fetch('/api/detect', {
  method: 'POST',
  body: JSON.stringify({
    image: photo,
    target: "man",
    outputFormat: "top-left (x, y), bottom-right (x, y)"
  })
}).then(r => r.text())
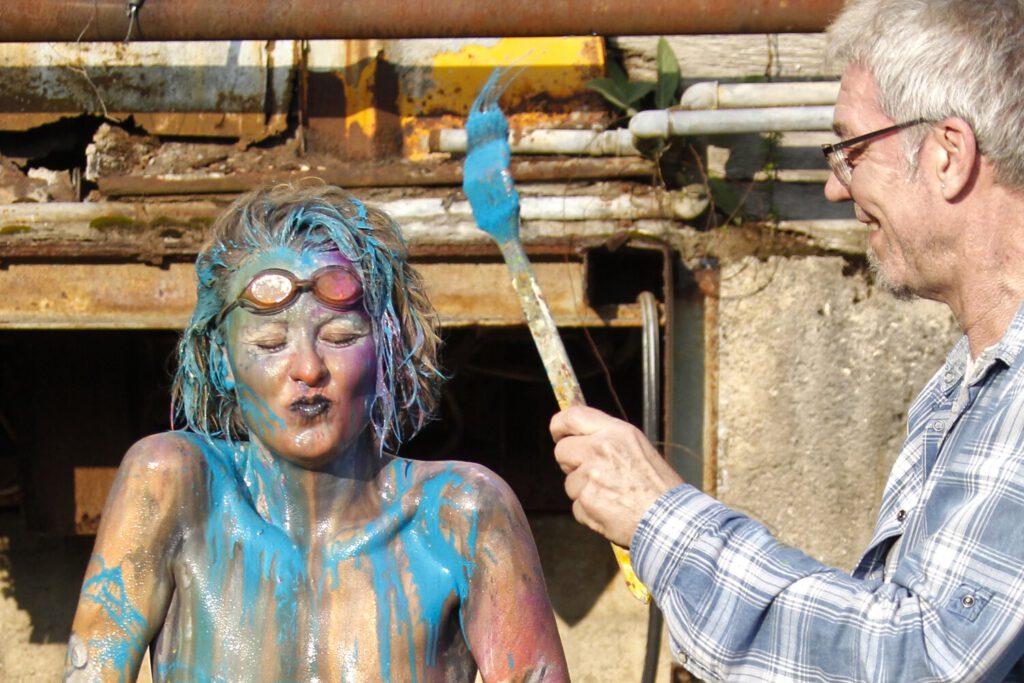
top-left (550, 0), bottom-right (1024, 680)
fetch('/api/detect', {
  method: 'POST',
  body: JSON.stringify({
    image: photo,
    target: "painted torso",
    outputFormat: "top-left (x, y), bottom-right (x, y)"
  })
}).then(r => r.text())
top-left (151, 434), bottom-right (480, 682)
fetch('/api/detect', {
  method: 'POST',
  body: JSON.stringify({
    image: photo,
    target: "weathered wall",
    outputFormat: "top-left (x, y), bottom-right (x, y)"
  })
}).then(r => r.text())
top-left (715, 256), bottom-right (960, 569)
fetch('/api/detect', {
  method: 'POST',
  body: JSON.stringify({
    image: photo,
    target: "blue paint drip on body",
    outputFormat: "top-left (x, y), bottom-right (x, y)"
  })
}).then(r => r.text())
top-left (320, 460), bottom-right (480, 681)
top-left (81, 556), bottom-right (149, 681)
top-left (198, 438), bottom-right (306, 677)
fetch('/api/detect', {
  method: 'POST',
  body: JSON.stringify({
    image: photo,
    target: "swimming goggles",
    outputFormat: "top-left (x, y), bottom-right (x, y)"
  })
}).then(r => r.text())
top-left (215, 265), bottom-right (363, 327)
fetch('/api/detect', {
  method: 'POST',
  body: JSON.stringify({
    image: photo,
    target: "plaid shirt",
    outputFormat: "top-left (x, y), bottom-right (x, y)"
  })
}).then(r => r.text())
top-left (633, 305), bottom-right (1024, 682)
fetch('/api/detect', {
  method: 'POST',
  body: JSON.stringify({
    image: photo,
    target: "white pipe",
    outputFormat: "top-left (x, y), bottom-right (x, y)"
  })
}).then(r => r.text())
top-left (437, 128), bottom-right (637, 156)
top-left (437, 102), bottom-right (835, 157)
top-left (381, 187), bottom-right (708, 223)
top-left (679, 81), bottom-right (839, 109)
top-left (629, 106), bottom-right (834, 139)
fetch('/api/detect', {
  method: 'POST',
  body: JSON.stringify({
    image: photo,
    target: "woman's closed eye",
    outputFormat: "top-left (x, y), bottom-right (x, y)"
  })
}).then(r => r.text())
top-left (320, 317), bottom-right (371, 346)
top-left (250, 336), bottom-right (288, 352)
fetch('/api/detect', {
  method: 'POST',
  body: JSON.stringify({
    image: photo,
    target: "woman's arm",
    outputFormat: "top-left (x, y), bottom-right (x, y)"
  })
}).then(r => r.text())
top-left (65, 432), bottom-right (196, 682)
top-left (457, 465), bottom-right (569, 683)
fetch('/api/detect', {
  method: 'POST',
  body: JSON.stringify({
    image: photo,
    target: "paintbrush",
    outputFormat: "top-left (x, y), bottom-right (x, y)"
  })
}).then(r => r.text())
top-left (462, 69), bottom-right (651, 604)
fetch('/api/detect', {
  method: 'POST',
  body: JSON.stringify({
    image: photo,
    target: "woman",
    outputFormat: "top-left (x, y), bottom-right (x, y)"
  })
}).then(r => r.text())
top-left (64, 183), bottom-right (568, 682)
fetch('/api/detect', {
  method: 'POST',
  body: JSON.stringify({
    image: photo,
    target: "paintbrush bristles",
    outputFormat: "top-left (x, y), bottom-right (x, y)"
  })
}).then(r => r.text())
top-left (463, 70), bottom-right (520, 245)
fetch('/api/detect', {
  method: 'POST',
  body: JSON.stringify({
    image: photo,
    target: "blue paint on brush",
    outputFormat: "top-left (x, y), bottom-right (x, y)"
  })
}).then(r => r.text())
top-left (80, 556), bottom-right (148, 681)
top-left (463, 68), bottom-right (520, 246)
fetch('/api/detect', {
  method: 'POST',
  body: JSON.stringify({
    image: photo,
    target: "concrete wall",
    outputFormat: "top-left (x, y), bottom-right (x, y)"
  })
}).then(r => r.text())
top-left (715, 256), bottom-right (960, 569)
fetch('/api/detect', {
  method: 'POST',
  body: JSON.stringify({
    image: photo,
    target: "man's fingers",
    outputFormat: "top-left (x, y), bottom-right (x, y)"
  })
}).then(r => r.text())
top-left (549, 406), bottom-right (619, 442)
top-left (563, 466), bottom-right (585, 502)
top-left (553, 435), bottom-right (585, 473)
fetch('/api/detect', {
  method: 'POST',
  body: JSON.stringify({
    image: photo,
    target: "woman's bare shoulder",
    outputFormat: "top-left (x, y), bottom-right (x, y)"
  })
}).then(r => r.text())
top-left (117, 431), bottom-right (225, 493)
top-left (396, 458), bottom-right (522, 518)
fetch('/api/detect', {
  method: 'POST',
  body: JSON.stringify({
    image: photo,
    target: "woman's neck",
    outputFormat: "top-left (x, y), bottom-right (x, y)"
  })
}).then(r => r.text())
top-left (238, 435), bottom-right (390, 543)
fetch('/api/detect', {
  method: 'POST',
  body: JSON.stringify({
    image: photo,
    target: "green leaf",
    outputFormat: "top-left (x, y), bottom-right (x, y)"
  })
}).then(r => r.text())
top-left (707, 178), bottom-right (742, 216)
top-left (606, 59), bottom-right (631, 87)
top-left (655, 37), bottom-right (681, 110)
top-left (586, 78), bottom-right (654, 114)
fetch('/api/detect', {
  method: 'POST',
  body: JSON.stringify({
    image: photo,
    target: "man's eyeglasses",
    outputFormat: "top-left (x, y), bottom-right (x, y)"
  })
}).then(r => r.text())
top-left (215, 265), bottom-right (363, 327)
top-left (821, 118), bottom-right (928, 187)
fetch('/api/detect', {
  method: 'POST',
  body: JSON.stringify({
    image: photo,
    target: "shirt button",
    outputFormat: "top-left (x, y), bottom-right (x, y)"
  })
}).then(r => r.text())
top-left (896, 509), bottom-right (907, 522)
top-left (962, 595), bottom-right (976, 608)
top-left (931, 420), bottom-right (945, 431)
top-left (677, 651), bottom-right (689, 664)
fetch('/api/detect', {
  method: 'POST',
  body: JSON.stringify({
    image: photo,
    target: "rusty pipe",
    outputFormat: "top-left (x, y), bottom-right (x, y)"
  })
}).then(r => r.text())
top-left (0, 0), bottom-right (845, 42)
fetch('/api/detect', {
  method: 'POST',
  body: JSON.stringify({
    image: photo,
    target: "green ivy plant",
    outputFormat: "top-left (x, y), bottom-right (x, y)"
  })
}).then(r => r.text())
top-left (587, 37), bottom-right (681, 116)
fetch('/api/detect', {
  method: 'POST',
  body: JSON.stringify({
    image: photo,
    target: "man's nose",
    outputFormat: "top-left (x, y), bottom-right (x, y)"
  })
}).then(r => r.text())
top-left (824, 171), bottom-right (852, 202)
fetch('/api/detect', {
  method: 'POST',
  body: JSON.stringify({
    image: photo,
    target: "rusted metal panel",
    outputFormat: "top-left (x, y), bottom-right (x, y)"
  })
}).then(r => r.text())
top-left (0, 1), bottom-right (845, 42)
top-left (74, 467), bottom-right (119, 534)
top-left (301, 37), bottom-right (607, 159)
top-left (0, 41), bottom-right (294, 139)
top-left (95, 157), bottom-right (656, 196)
top-left (0, 262), bottom-right (644, 329)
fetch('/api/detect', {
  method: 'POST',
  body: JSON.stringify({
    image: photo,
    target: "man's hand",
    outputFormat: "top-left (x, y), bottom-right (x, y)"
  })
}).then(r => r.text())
top-left (550, 406), bottom-right (684, 548)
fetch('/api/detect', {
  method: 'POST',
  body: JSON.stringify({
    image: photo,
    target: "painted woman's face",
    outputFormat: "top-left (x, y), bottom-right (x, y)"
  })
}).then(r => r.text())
top-left (220, 247), bottom-right (377, 466)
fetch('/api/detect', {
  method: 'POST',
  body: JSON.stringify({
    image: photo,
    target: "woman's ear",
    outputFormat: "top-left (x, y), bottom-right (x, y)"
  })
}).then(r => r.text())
top-left (933, 116), bottom-right (978, 200)
top-left (212, 338), bottom-right (235, 391)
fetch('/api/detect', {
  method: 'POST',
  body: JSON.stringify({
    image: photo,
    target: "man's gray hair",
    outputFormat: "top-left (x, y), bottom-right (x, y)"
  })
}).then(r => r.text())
top-left (827, 0), bottom-right (1024, 189)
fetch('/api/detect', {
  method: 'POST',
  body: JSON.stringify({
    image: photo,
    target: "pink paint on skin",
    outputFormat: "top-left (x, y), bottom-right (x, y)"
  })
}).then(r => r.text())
top-left (221, 249), bottom-right (378, 469)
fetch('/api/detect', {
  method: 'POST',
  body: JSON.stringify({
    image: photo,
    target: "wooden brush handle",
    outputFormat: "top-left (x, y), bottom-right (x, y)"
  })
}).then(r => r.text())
top-left (498, 239), bottom-right (652, 604)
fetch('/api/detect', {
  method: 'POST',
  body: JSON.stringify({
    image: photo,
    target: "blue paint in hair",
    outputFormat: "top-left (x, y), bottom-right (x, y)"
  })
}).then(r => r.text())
top-left (174, 188), bottom-right (441, 455)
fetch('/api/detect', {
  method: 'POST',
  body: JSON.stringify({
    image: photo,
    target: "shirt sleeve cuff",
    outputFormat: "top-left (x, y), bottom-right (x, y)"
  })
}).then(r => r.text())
top-left (631, 483), bottom-right (728, 598)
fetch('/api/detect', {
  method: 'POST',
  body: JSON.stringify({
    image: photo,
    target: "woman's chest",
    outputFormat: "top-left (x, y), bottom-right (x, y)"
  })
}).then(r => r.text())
top-left (155, 515), bottom-right (473, 681)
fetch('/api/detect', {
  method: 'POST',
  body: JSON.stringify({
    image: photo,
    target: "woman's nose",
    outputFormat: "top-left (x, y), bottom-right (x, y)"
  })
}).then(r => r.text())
top-left (289, 336), bottom-right (327, 387)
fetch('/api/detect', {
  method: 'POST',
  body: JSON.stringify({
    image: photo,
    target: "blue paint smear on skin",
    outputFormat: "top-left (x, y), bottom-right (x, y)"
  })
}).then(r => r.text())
top-left (198, 437), bottom-right (307, 678)
top-left (321, 460), bottom-right (480, 681)
top-left (463, 69), bottom-right (520, 246)
top-left (81, 556), bottom-right (148, 681)
top-left (234, 384), bottom-right (286, 442)
top-left (509, 652), bottom-right (515, 671)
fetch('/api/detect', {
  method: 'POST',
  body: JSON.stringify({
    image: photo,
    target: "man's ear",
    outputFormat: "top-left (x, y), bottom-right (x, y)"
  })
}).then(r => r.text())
top-left (932, 116), bottom-right (978, 200)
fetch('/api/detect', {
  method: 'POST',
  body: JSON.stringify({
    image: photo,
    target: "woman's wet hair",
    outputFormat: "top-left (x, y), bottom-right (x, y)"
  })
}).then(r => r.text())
top-left (172, 181), bottom-right (444, 453)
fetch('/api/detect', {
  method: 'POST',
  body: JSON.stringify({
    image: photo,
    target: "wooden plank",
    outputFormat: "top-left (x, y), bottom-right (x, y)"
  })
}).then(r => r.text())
top-left (0, 262), bottom-right (644, 329)
top-left (74, 467), bottom-right (118, 535)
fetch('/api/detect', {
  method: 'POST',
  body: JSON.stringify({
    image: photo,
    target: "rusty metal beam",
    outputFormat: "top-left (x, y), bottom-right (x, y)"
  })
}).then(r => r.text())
top-left (0, 1), bottom-right (845, 42)
top-left (0, 262), bottom-right (644, 329)
top-left (96, 157), bottom-right (657, 197)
